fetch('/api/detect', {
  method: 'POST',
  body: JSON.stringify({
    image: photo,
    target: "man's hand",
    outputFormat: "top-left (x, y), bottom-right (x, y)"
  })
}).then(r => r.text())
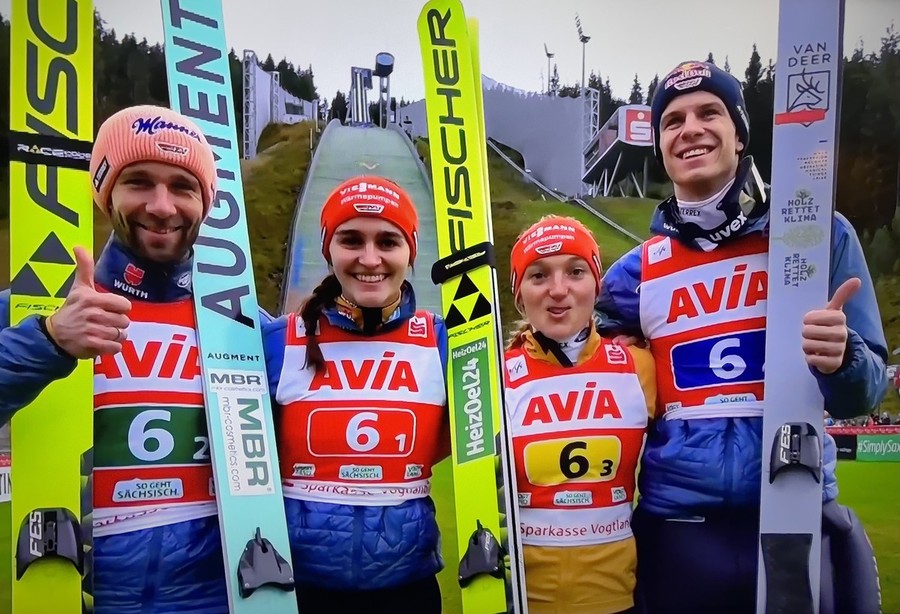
top-left (801, 277), bottom-right (860, 375)
top-left (46, 246), bottom-right (132, 359)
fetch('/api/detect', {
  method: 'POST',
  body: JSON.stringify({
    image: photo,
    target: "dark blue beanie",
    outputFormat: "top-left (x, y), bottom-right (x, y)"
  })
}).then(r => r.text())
top-left (650, 61), bottom-right (749, 163)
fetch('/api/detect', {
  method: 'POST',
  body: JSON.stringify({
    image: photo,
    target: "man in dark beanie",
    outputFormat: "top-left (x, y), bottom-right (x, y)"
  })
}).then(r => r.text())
top-left (596, 60), bottom-right (885, 613)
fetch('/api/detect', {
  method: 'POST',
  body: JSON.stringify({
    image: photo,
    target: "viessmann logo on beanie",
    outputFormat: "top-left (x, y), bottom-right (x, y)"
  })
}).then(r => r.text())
top-left (650, 60), bottom-right (750, 163)
top-left (319, 176), bottom-right (419, 264)
top-left (509, 215), bottom-right (602, 299)
top-left (89, 105), bottom-right (217, 215)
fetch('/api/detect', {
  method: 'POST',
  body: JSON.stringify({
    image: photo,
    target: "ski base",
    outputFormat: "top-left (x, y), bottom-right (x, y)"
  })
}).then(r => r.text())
top-left (759, 0), bottom-right (845, 613)
top-left (760, 533), bottom-right (814, 614)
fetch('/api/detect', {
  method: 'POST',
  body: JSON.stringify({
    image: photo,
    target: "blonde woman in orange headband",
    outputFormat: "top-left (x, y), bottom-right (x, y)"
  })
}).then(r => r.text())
top-left (504, 215), bottom-right (654, 614)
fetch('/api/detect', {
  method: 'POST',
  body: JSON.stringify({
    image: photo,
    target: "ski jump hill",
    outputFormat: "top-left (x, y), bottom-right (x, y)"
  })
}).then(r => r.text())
top-left (232, 51), bottom-right (648, 314)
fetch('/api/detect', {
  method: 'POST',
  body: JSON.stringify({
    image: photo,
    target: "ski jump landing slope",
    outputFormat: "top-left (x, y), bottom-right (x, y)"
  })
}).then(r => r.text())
top-left (279, 119), bottom-right (440, 316)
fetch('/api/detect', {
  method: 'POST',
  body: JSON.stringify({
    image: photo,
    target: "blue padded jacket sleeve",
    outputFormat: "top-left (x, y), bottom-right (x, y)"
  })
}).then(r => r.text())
top-left (433, 314), bottom-right (448, 375)
top-left (0, 289), bottom-right (77, 424)
top-left (258, 306), bottom-right (275, 325)
top-left (595, 243), bottom-right (644, 336)
top-left (263, 315), bottom-right (289, 402)
top-left (812, 213), bottom-right (888, 419)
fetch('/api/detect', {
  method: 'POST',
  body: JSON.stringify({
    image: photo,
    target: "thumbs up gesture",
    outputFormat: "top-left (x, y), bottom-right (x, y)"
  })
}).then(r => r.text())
top-left (801, 277), bottom-right (861, 375)
top-left (45, 246), bottom-right (133, 359)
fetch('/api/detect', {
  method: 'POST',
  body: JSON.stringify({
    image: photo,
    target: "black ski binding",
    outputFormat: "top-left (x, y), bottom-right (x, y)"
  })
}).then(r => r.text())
top-left (458, 519), bottom-right (505, 587)
top-left (237, 527), bottom-right (295, 598)
top-left (431, 240), bottom-right (495, 285)
top-left (769, 422), bottom-right (821, 483)
top-left (15, 507), bottom-right (84, 579)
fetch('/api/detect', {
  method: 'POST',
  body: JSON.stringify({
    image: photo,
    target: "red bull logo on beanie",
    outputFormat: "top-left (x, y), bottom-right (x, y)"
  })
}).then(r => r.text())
top-left (664, 62), bottom-right (713, 91)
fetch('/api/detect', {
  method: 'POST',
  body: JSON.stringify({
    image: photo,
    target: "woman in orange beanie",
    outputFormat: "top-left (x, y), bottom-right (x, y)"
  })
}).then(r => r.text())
top-left (263, 175), bottom-right (449, 613)
top-left (504, 215), bottom-right (653, 614)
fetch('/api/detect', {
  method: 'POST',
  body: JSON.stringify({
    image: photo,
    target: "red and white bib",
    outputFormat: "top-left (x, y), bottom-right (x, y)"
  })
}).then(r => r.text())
top-left (640, 234), bottom-right (768, 420)
top-left (93, 295), bottom-right (215, 535)
top-left (276, 311), bottom-right (446, 505)
top-left (504, 341), bottom-right (647, 547)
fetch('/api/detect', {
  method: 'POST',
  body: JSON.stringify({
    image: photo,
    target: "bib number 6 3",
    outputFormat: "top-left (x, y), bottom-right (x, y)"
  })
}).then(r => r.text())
top-left (523, 436), bottom-right (622, 486)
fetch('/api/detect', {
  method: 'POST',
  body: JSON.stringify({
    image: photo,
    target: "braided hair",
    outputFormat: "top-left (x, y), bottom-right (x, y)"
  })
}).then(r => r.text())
top-left (298, 274), bottom-right (342, 372)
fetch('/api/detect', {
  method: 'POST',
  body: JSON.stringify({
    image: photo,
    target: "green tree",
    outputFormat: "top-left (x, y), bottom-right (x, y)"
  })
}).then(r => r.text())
top-left (646, 74), bottom-right (659, 105)
top-left (744, 44), bottom-right (762, 90)
top-left (329, 91), bottom-right (348, 122)
top-left (628, 73), bottom-right (643, 104)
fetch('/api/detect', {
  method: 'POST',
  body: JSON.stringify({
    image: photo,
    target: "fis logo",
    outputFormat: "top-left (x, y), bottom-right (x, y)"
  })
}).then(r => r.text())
top-left (506, 355), bottom-right (528, 382)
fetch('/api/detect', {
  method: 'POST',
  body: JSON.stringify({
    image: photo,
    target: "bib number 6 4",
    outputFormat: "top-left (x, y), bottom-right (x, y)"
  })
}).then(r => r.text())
top-left (671, 329), bottom-right (765, 389)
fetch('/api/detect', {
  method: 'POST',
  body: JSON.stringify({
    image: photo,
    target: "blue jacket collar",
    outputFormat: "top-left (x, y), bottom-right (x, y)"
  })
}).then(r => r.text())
top-left (95, 234), bottom-right (194, 302)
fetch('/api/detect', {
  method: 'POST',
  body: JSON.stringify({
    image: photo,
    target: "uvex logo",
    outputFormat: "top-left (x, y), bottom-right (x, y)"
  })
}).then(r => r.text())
top-left (310, 351), bottom-right (418, 391)
top-left (95, 333), bottom-right (201, 380)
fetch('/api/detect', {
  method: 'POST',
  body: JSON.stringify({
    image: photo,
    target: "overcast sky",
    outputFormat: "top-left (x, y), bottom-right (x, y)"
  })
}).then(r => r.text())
top-left (1, 0), bottom-right (896, 103)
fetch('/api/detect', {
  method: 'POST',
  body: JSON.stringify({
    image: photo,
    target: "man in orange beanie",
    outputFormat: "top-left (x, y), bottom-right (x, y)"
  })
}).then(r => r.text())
top-left (0, 104), bottom-right (243, 612)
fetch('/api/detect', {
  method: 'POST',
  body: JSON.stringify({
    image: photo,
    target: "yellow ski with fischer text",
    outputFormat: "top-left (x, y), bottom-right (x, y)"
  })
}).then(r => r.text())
top-left (418, 1), bottom-right (527, 611)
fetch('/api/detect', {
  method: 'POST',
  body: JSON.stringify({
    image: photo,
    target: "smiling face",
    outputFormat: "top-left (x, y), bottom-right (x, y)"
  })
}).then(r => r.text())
top-left (517, 254), bottom-right (597, 342)
top-left (108, 161), bottom-right (205, 263)
top-left (328, 217), bottom-right (411, 307)
top-left (659, 90), bottom-right (744, 201)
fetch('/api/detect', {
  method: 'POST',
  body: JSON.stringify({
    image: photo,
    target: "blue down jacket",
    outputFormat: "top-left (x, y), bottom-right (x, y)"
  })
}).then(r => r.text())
top-left (264, 285), bottom-right (449, 590)
top-left (596, 190), bottom-right (888, 517)
top-left (0, 236), bottom-right (275, 613)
